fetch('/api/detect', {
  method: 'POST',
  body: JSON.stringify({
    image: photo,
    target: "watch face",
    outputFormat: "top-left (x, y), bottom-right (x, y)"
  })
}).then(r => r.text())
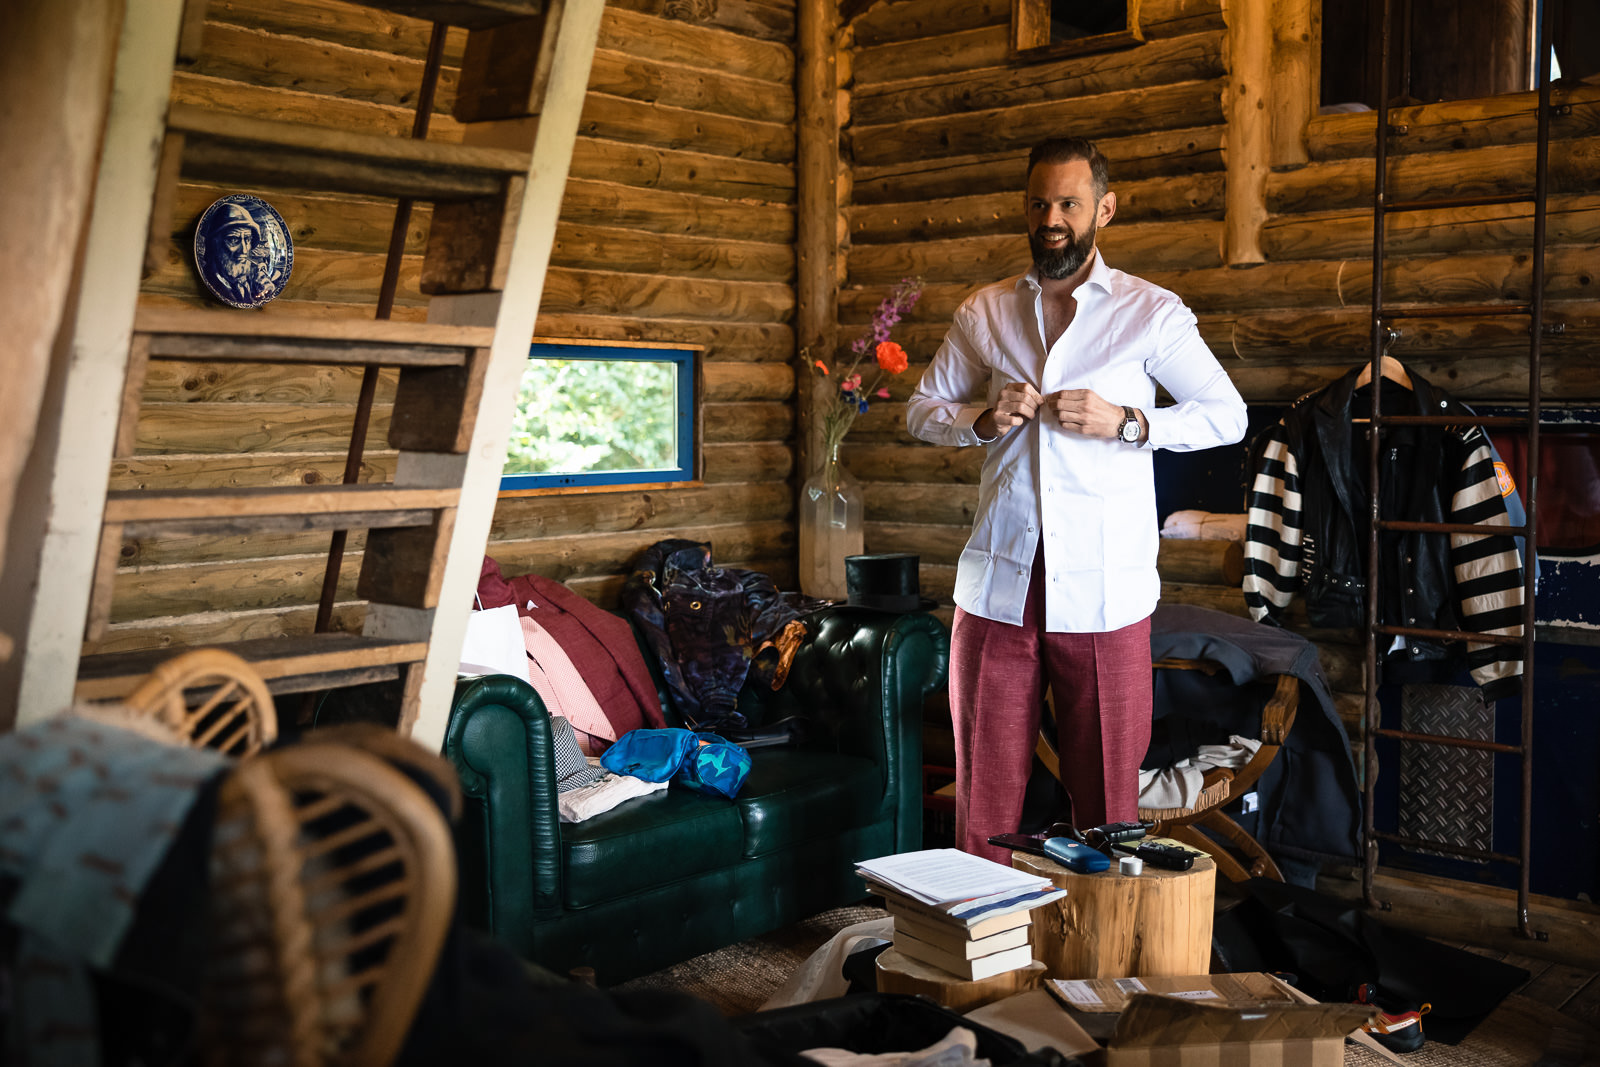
top-left (1121, 419), bottom-right (1140, 442)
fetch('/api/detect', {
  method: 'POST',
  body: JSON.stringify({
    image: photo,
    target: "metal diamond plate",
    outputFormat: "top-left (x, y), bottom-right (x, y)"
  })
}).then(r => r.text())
top-left (1398, 684), bottom-right (1494, 862)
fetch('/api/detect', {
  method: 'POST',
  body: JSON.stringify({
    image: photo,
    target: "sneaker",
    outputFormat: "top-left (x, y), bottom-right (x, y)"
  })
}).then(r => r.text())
top-left (1354, 982), bottom-right (1431, 1054)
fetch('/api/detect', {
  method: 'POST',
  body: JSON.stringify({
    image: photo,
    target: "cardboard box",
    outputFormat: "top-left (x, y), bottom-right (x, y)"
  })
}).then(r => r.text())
top-left (1039, 973), bottom-right (1390, 1067)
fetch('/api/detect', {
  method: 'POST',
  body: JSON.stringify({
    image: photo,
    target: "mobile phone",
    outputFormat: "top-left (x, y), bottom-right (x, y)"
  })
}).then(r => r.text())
top-left (987, 832), bottom-right (1050, 857)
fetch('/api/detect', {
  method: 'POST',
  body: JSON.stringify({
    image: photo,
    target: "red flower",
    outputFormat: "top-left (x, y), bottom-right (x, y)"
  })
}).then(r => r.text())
top-left (875, 341), bottom-right (909, 375)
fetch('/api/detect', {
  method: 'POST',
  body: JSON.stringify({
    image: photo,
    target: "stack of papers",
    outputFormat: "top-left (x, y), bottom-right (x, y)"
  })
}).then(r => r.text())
top-left (856, 849), bottom-right (1067, 982)
top-left (856, 848), bottom-right (1065, 920)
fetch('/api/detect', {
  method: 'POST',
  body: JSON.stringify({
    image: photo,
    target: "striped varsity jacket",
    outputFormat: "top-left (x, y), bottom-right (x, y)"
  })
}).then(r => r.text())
top-left (1242, 365), bottom-right (1524, 698)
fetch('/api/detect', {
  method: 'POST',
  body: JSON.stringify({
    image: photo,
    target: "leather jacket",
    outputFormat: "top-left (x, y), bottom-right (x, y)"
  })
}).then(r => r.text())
top-left (1243, 364), bottom-right (1524, 698)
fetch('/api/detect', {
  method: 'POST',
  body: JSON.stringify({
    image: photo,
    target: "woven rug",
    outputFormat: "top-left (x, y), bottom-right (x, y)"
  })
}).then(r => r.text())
top-left (616, 904), bottom-right (1596, 1066)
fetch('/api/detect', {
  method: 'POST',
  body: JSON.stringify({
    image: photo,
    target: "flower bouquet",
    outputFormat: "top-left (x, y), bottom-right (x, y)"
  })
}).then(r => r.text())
top-left (800, 277), bottom-right (921, 598)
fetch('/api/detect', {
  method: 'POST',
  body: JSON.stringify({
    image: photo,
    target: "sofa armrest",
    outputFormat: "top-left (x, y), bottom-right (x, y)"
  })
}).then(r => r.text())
top-left (779, 608), bottom-right (950, 854)
top-left (442, 674), bottom-right (564, 957)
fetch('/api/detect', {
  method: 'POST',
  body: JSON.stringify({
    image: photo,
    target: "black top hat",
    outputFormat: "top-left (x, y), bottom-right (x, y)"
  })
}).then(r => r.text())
top-left (844, 553), bottom-right (939, 613)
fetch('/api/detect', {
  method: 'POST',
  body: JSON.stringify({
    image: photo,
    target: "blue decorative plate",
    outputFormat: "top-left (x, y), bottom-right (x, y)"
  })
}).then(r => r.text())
top-left (193, 194), bottom-right (293, 309)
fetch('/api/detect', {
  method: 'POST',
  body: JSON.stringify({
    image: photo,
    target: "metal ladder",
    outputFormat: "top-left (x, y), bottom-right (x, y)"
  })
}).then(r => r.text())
top-left (1360, 0), bottom-right (1556, 940)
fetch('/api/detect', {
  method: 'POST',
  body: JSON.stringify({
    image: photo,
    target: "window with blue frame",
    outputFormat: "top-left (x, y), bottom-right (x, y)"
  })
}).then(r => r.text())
top-left (500, 340), bottom-right (700, 492)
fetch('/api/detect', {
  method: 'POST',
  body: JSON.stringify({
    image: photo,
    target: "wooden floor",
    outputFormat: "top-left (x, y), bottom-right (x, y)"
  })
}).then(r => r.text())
top-left (1430, 941), bottom-right (1600, 1066)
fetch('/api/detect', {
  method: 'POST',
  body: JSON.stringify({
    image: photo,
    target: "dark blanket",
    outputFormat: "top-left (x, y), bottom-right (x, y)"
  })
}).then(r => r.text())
top-left (1147, 604), bottom-right (1362, 866)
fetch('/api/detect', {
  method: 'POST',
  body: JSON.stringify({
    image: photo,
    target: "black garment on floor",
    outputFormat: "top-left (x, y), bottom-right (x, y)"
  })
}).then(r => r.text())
top-left (1211, 878), bottom-right (1529, 1045)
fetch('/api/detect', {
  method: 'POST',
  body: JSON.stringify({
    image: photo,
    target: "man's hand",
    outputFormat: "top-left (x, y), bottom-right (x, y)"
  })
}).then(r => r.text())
top-left (1044, 388), bottom-right (1134, 439)
top-left (977, 382), bottom-right (1042, 440)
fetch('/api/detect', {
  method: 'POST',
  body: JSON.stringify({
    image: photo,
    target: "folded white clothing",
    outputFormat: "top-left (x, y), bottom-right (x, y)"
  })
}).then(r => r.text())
top-left (557, 772), bottom-right (668, 823)
top-left (802, 1025), bottom-right (985, 1067)
top-left (1137, 735), bottom-right (1263, 810)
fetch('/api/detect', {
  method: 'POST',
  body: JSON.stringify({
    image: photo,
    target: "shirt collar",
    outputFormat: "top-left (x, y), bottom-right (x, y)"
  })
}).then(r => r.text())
top-left (1019, 247), bottom-right (1113, 296)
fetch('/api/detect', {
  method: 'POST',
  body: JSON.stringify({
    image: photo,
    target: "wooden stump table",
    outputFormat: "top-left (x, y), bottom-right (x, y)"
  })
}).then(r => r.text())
top-left (1011, 847), bottom-right (1215, 980)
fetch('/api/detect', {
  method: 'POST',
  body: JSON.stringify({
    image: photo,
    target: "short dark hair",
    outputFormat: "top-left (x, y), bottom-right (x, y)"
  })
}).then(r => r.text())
top-left (1027, 138), bottom-right (1110, 200)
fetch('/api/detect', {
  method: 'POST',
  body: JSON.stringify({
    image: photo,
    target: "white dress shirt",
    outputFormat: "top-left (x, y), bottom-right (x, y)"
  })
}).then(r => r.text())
top-left (906, 252), bottom-right (1247, 632)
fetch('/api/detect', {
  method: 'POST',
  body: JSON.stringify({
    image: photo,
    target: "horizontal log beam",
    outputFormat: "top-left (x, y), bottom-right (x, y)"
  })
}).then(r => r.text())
top-left (607, 0), bottom-right (795, 42)
top-left (109, 451), bottom-right (398, 492)
top-left (1145, 245), bottom-right (1598, 314)
top-left (703, 401), bottom-right (794, 443)
top-left (568, 138), bottom-right (795, 203)
top-left (588, 47), bottom-right (794, 125)
top-left (490, 519), bottom-right (794, 582)
top-left (579, 92), bottom-right (794, 165)
top-left (491, 481), bottom-right (790, 541)
top-left (539, 267), bottom-right (795, 323)
top-left (173, 182), bottom-right (429, 257)
top-left (853, 26), bottom-right (1010, 86)
top-left (531, 313), bottom-right (795, 361)
top-left (849, 0), bottom-right (1007, 47)
top-left (852, 127), bottom-right (1226, 204)
top-left (844, 442), bottom-right (983, 484)
top-left (599, 6), bottom-right (793, 84)
top-left (703, 362), bottom-right (795, 401)
top-left (561, 178), bottom-right (793, 243)
top-left (140, 362), bottom-right (399, 405)
top-left (204, 0), bottom-right (470, 64)
top-left (1265, 135), bottom-right (1600, 215)
top-left (851, 79), bottom-right (1225, 167)
top-left (862, 482), bottom-right (978, 525)
top-left (1305, 83), bottom-right (1600, 161)
top-left (1260, 194), bottom-right (1600, 262)
top-left (551, 222), bottom-right (793, 283)
top-left (109, 552), bottom-right (359, 622)
top-left (852, 31), bottom-right (1224, 127)
top-left (703, 441), bottom-right (793, 483)
top-left (191, 20), bottom-right (458, 118)
top-left (133, 403), bottom-right (385, 455)
top-left (170, 71), bottom-right (464, 143)
top-left (120, 527), bottom-right (355, 569)
top-left (849, 173), bottom-right (1225, 243)
top-left (86, 602), bottom-right (367, 658)
top-left (1157, 538), bottom-right (1243, 585)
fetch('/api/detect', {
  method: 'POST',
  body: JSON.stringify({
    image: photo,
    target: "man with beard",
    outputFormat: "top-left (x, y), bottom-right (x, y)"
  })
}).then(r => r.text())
top-left (906, 137), bottom-right (1246, 862)
top-left (202, 202), bottom-right (278, 306)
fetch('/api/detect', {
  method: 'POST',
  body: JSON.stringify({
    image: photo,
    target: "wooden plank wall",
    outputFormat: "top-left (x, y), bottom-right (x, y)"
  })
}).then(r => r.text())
top-left (106, 0), bottom-right (799, 656)
top-left (838, 0), bottom-right (1600, 750)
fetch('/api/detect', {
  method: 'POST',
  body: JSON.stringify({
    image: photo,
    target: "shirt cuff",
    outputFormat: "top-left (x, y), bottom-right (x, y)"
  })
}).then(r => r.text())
top-left (1142, 407), bottom-right (1165, 449)
top-left (955, 404), bottom-right (996, 445)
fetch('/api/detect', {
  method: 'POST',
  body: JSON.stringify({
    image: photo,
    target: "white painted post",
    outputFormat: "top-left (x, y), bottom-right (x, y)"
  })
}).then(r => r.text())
top-left (400, 0), bottom-right (606, 751)
top-left (7, 0), bottom-right (187, 725)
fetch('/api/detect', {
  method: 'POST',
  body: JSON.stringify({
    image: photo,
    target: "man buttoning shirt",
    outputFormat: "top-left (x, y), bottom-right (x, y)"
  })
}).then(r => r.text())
top-left (906, 137), bottom-right (1248, 863)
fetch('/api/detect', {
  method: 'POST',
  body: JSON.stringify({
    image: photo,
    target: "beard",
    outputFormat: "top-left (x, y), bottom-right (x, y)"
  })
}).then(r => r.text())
top-left (1029, 221), bottom-right (1097, 280)
top-left (221, 252), bottom-right (251, 280)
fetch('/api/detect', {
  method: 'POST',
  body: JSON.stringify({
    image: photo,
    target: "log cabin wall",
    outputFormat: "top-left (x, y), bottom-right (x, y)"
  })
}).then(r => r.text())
top-left (837, 0), bottom-right (1600, 754)
top-left (107, 0), bottom-right (799, 658)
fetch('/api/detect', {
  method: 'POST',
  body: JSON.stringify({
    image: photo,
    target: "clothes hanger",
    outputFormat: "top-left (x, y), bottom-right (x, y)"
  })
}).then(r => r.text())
top-left (1353, 354), bottom-right (1413, 390)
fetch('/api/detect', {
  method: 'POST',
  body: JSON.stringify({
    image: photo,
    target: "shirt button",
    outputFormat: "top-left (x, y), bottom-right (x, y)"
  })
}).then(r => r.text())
top-left (1406, 588), bottom-right (1414, 595)
top-left (1017, 567), bottom-right (1026, 576)
top-left (1028, 526), bottom-right (1035, 533)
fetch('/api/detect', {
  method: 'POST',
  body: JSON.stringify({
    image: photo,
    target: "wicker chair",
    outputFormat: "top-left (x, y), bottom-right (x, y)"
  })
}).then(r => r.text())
top-left (121, 647), bottom-right (278, 756)
top-left (1035, 658), bottom-right (1300, 882)
top-left (203, 733), bottom-right (458, 1067)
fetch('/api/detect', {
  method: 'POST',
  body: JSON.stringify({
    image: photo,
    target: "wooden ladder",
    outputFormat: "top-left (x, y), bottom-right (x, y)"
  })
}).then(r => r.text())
top-left (16, 0), bottom-right (603, 742)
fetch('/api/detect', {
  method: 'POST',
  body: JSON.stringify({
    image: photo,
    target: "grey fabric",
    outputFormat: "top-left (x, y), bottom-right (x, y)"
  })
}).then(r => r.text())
top-left (551, 716), bottom-right (604, 793)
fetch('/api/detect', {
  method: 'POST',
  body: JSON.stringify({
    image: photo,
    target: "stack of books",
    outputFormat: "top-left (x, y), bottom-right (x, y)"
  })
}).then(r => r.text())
top-left (855, 848), bottom-right (1067, 981)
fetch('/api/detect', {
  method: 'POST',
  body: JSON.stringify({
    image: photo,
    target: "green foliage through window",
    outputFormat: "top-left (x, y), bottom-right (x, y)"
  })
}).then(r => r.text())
top-left (500, 343), bottom-right (697, 490)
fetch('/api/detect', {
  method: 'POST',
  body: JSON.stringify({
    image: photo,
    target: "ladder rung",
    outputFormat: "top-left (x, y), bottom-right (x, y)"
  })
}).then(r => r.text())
top-left (1379, 305), bottom-right (1532, 320)
top-left (134, 309), bottom-right (494, 367)
top-left (1372, 727), bottom-right (1521, 754)
top-left (1373, 624), bottom-right (1524, 647)
top-left (169, 105), bottom-right (532, 201)
top-left (362, 0), bottom-right (547, 29)
top-left (75, 635), bottom-right (429, 703)
top-left (1383, 193), bottom-right (1534, 212)
top-left (105, 485), bottom-right (458, 536)
top-left (1377, 519), bottom-right (1529, 537)
top-left (1371, 830), bottom-right (1519, 866)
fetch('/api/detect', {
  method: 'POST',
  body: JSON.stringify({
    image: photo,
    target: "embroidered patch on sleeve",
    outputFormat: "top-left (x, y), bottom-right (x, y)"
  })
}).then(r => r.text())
top-left (1493, 460), bottom-right (1516, 497)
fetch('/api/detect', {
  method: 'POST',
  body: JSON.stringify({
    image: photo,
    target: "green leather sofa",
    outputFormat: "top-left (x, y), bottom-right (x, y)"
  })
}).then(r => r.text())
top-left (441, 607), bottom-right (949, 986)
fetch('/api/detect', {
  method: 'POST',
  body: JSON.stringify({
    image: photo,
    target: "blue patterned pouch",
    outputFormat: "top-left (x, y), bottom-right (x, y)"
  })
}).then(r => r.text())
top-left (673, 734), bottom-right (752, 799)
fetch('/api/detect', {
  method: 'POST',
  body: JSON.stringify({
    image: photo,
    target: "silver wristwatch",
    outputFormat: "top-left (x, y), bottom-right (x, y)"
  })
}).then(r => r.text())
top-left (1118, 406), bottom-right (1142, 444)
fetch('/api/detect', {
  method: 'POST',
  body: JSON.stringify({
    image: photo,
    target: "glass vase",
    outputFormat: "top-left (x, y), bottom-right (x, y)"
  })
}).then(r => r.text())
top-left (799, 442), bottom-right (864, 600)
